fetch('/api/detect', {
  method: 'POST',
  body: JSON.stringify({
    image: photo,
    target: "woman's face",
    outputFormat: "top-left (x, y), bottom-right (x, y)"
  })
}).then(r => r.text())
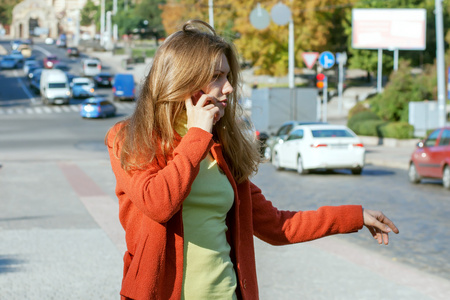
top-left (202, 53), bottom-right (233, 123)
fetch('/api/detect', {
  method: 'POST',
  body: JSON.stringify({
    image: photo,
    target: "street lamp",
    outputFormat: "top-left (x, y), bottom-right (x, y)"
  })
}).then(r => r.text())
top-left (250, 2), bottom-right (294, 89)
top-left (250, 2), bottom-right (296, 119)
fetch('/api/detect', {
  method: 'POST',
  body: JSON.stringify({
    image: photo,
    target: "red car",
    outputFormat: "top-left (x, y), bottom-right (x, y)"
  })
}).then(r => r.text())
top-left (43, 55), bottom-right (59, 69)
top-left (409, 127), bottom-right (450, 189)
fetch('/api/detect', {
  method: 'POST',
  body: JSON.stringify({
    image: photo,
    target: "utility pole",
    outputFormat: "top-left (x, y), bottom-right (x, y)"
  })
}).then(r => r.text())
top-left (100, 0), bottom-right (105, 46)
top-left (435, 0), bottom-right (446, 127)
top-left (209, 0), bottom-right (214, 28)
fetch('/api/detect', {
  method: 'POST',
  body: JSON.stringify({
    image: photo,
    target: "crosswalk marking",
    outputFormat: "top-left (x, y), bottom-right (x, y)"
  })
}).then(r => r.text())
top-left (0, 103), bottom-right (136, 116)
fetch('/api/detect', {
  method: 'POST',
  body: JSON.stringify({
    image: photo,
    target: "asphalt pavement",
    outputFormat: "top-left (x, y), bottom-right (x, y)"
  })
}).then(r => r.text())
top-left (1, 46), bottom-right (449, 299)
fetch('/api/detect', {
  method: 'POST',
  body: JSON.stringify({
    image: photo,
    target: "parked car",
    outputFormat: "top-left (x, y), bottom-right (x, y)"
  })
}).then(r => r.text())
top-left (43, 55), bottom-right (59, 69)
top-left (0, 56), bottom-right (18, 69)
top-left (80, 97), bottom-right (116, 118)
top-left (408, 127), bottom-right (450, 189)
top-left (112, 73), bottom-right (135, 101)
top-left (263, 121), bottom-right (328, 161)
top-left (272, 124), bottom-right (365, 175)
top-left (40, 69), bottom-right (71, 105)
top-left (82, 58), bottom-right (101, 77)
top-left (66, 47), bottom-right (79, 57)
top-left (71, 77), bottom-right (95, 99)
top-left (93, 72), bottom-right (113, 87)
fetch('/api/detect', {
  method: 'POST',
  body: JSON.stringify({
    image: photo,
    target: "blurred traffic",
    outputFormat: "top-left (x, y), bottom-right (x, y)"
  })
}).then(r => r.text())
top-left (0, 38), bottom-right (136, 120)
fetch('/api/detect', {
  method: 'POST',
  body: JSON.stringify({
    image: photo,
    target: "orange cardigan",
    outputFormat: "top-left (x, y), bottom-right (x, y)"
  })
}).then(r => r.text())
top-left (106, 123), bottom-right (364, 300)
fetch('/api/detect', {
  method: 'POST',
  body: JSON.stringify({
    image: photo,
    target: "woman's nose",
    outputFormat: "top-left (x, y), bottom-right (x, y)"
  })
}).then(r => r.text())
top-left (223, 80), bottom-right (233, 95)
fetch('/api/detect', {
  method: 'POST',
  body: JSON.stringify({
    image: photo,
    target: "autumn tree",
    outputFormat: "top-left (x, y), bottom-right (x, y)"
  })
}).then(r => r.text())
top-left (0, 0), bottom-right (21, 25)
top-left (233, 0), bottom-right (353, 76)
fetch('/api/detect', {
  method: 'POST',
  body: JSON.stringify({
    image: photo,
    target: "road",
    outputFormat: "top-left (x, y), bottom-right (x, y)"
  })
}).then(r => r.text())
top-left (1, 41), bottom-right (449, 299)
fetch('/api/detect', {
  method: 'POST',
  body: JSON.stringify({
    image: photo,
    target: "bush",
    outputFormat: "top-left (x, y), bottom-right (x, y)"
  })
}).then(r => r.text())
top-left (348, 102), bottom-right (370, 119)
top-left (379, 122), bottom-right (414, 139)
top-left (357, 119), bottom-right (386, 136)
top-left (347, 110), bottom-right (380, 131)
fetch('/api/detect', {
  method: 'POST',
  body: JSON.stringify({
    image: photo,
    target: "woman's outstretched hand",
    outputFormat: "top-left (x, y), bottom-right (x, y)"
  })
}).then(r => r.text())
top-left (185, 94), bottom-right (220, 133)
top-left (363, 208), bottom-right (399, 245)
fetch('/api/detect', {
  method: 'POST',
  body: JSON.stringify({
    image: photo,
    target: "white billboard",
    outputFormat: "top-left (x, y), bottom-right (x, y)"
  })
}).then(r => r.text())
top-left (352, 8), bottom-right (426, 50)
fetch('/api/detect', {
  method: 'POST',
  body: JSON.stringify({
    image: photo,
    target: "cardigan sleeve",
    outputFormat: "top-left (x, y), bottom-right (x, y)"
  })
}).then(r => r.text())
top-left (107, 125), bottom-right (214, 224)
top-left (249, 181), bottom-right (364, 245)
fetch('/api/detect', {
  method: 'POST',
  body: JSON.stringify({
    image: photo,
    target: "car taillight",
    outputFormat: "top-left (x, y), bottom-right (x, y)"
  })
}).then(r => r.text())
top-left (311, 143), bottom-right (328, 148)
top-left (98, 106), bottom-right (101, 113)
top-left (353, 143), bottom-right (364, 147)
top-left (255, 130), bottom-right (260, 139)
top-left (97, 64), bottom-right (101, 70)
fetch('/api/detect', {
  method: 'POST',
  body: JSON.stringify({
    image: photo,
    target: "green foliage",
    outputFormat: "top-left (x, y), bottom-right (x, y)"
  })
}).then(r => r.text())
top-left (379, 122), bottom-right (414, 139)
top-left (348, 102), bottom-right (369, 119)
top-left (80, 0), bottom-right (97, 27)
top-left (347, 110), bottom-right (383, 136)
top-left (0, 0), bottom-right (21, 25)
top-left (370, 61), bottom-right (434, 122)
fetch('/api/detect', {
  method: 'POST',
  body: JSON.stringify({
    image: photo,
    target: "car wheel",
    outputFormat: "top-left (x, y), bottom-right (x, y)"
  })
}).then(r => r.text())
top-left (297, 155), bottom-right (308, 175)
top-left (351, 167), bottom-right (363, 175)
top-left (272, 152), bottom-right (283, 171)
top-left (408, 163), bottom-right (421, 184)
top-left (442, 165), bottom-right (450, 190)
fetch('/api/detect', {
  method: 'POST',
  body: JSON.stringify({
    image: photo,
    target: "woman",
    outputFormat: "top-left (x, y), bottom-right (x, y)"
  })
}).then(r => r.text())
top-left (106, 20), bottom-right (399, 300)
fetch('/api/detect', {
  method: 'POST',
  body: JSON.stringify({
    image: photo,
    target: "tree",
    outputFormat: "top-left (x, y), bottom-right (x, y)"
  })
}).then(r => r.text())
top-left (370, 60), bottom-right (434, 122)
top-left (0, 0), bottom-right (21, 25)
top-left (80, 0), bottom-right (98, 27)
top-left (134, 0), bottom-right (166, 44)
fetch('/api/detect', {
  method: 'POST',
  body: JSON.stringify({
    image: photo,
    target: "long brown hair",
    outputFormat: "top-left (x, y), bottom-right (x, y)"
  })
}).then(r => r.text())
top-left (107, 20), bottom-right (260, 183)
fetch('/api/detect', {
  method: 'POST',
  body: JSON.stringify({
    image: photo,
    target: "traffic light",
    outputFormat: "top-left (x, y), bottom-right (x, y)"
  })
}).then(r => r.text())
top-left (316, 73), bottom-right (326, 89)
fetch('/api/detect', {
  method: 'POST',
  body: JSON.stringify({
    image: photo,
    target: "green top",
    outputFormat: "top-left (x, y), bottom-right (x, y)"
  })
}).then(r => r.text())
top-left (177, 114), bottom-right (237, 299)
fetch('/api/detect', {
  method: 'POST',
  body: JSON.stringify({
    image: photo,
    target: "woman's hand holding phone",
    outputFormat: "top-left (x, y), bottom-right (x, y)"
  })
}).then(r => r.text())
top-left (185, 91), bottom-right (220, 133)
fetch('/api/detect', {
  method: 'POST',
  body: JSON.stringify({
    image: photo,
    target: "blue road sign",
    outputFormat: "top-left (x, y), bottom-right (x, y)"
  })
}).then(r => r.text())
top-left (319, 51), bottom-right (335, 69)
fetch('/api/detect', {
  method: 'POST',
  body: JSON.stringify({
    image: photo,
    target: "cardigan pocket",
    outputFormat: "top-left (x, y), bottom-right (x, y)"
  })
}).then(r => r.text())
top-left (122, 233), bottom-right (150, 297)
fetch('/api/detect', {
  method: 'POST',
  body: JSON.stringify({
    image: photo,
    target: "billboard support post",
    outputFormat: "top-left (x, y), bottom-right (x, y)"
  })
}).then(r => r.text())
top-left (393, 49), bottom-right (399, 71)
top-left (377, 49), bottom-right (383, 93)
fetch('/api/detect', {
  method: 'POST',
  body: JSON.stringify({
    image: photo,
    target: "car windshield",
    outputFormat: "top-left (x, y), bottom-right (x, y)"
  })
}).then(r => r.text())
top-left (49, 83), bottom-right (67, 88)
top-left (74, 82), bottom-right (89, 86)
top-left (3, 57), bottom-right (14, 61)
top-left (311, 129), bottom-right (354, 138)
top-left (87, 63), bottom-right (98, 67)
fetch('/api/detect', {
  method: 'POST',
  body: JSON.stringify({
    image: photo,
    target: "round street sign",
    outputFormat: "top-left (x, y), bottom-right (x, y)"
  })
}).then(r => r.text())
top-left (271, 2), bottom-right (292, 26)
top-left (318, 51), bottom-right (335, 69)
top-left (250, 4), bottom-right (271, 30)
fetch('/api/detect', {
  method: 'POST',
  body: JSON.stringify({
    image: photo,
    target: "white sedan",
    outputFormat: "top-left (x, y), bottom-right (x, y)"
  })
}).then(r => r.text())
top-left (272, 124), bottom-right (365, 175)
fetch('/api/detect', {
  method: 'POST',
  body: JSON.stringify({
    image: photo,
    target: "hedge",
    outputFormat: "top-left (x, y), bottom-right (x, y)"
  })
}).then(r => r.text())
top-left (347, 111), bottom-right (415, 139)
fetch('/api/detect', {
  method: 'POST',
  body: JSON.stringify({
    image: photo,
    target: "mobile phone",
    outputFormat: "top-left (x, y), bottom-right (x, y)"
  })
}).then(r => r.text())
top-left (192, 90), bottom-right (204, 105)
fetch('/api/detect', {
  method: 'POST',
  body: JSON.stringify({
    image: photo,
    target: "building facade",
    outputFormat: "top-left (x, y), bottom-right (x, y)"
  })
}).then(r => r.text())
top-left (11, 0), bottom-right (99, 39)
